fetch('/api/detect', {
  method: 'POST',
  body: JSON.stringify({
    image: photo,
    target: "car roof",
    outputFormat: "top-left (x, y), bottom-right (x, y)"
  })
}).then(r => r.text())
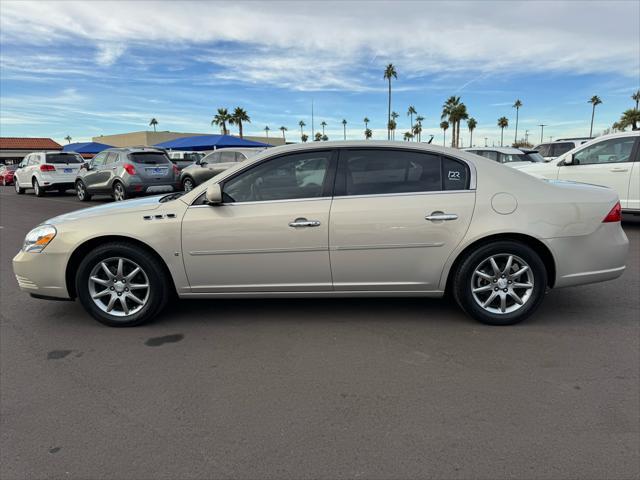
top-left (464, 146), bottom-right (524, 154)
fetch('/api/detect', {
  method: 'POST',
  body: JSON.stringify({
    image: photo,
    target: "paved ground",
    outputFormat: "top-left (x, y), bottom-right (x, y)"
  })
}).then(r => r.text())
top-left (1, 185), bottom-right (638, 480)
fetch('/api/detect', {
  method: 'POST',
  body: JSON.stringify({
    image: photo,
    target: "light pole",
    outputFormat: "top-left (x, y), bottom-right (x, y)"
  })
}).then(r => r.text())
top-left (538, 124), bottom-right (547, 143)
top-left (484, 137), bottom-right (488, 147)
top-left (525, 129), bottom-right (529, 144)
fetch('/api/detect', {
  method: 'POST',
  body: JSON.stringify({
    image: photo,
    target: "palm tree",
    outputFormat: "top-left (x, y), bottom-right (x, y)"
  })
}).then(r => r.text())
top-left (365, 128), bottom-right (372, 140)
top-left (149, 118), bottom-right (158, 132)
top-left (467, 118), bottom-right (477, 147)
top-left (619, 109), bottom-right (640, 130)
top-left (588, 95), bottom-right (602, 137)
top-left (322, 134), bottom-right (329, 141)
top-left (512, 99), bottom-right (522, 144)
top-left (301, 134), bottom-right (309, 142)
top-left (390, 111), bottom-right (399, 140)
top-left (451, 103), bottom-right (468, 148)
top-left (497, 116), bottom-right (509, 146)
top-left (279, 126), bottom-right (288, 142)
top-left (230, 107), bottom-right (250, 139)
top-left (320, 121), bottom-right (327, 136)
top-left (314, 132), bottom-right (323, 142)
top-left (412, 122), bottom-right (422, 142)
top-left (342, 119), bottom-right (347, 140)
top-left (415, 115), bottom-right (424, 142)
top-left (383, 64), bottom-right (397, 140)
top-left (212, 108), bottom-right (231, 135)
top-left (632, 90), bottom-right (640, 110)
top-left (64, 135), bottom-right (72, 144)
top-left (441, 96), bottom-right (460, 147)
top-left (363, 117), bottom-right (370, 129)
top-left (403, 132), bottom-right (414, 141)
top-left (264, 125), bottom-right (270, 138)
top-left (298, 120), bottom-right (306, 138)
top-left (407, 106), bottom-right (417, 139)
top-left (440, 121), bottom-right (449, 146)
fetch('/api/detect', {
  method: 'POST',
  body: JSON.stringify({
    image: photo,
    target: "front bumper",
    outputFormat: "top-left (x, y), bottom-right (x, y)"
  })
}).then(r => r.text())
top-left (13, 249), bottom-right (71, 299)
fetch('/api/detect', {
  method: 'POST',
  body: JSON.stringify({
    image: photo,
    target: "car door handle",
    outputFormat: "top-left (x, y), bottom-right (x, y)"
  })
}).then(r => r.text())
top-left (289, 218), bottom-right (321, 228)
top-left (610, 167), bottom-right (628, 172)
top-left (425, 212), bottom-right (458, 222)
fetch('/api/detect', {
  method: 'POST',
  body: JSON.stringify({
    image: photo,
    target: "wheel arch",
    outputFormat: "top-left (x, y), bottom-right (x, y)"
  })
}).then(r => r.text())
top-left (65, 235), bottom-right (177, 299)
top-left (444, 233), bottom-right (557, 293)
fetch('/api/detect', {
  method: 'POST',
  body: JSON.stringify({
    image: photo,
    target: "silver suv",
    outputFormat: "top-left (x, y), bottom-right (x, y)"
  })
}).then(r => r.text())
top-left (180, 147), bottom-right (264, 191)
top-left (166, 150), bottom-right (205, 170)
top-left (75, 147), bottom-right (180, 201)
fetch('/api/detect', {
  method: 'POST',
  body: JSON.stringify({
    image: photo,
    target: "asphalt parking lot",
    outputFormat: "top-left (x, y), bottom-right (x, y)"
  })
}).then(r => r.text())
top-left (1, 185), bottom-right (638, 480)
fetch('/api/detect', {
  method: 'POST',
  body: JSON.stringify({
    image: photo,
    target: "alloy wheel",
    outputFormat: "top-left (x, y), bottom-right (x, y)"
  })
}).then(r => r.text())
top-left (470, 253), bottom-right (534, 314)
top-left (88, 257), bottom-right (150, 317)
top-left (183, 178), bottom-right (194, 192)
top-left (113, 183), bottom-right (125, 201)
top-left (76, 182), bottom-right (85, 200)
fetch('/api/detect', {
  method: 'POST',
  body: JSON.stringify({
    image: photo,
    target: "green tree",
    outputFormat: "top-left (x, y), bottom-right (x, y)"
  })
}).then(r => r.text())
top-left (320, 121), bottom-right (327, 136)
top-left (363, 117), bottom-right (370, 129)
top-left (64, 135), bottom-right (72, 144)
top-left (279, 126), bottom-right (288, 142)
top-left (230, 107), bottom-right (250, 139)
top-left (412, 122), bottom-right (422, 142)
top-left (342, 119), bottom-right (347, 140)
top-left (314, 132), bottom-right (323, 142)
top-left (390, 111), bottom-right (399, 140)
top-left (298, 120), bottom-right (306, 138)
top-left (632, 90), bottom-right (640, 110)
top-left (301, 133), bottom-right (309, 142)
top-left (441, 96), bottom-right (460, 147)
top-left (322, 134), bottom-right (329, 141)
top-left (149, 118), bottom-right (158, 132)
top-left (513, 99), bottom-right (522, 143)
top-left (383, 64), bottom-right (397, 140)
top-left (212, 108), bottom-right (231, 135)
top-left (497, 116), bottom-right (509, 146)
top-left (619, 108), bottom-right (640, 130)
top-left (467, 117), bottom-right (477, 147)
top-left (407, 105), bottom-right (417, 140)
top-left (365, 128), bottom-right (372, 140)
top-left (414, 115), bottom-right (424, 142)
top-left (403, 131), bottom-right (414, 141)
top-left (451, 103), bottom-right (468, 148)
top-left (440, 120), bottom-right (449, 146)
top-left (588, 95), bottom-right (602, 137)
top-left (264, 125), bottom-right (270, 138)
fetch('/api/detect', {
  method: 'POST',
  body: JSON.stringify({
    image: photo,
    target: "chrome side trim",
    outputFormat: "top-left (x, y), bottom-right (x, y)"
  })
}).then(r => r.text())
top-left (331, 242), bottom-right (444, 251)
top-left (188, 196), bottom-right (330, 208)
top-left (332, 190), bottom-right (475, 200)
top-left (189, 246), bottom-right (327, 256)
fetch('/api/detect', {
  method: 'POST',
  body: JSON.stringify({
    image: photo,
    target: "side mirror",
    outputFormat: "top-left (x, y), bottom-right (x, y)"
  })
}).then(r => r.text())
top-left (205, 183), bottom-right (223, 205)
top-left (81, 162), bottom-right (89, 170)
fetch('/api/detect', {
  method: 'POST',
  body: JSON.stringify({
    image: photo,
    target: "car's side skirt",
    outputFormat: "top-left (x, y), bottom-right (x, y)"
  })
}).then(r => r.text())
top-left (178, 290), bottom-right (445, 299)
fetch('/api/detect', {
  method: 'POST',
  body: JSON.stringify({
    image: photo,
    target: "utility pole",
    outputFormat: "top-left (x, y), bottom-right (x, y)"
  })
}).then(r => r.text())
top-left (484, 137), bottom-right (488, 147)
top-left (311, 99), bottom-right (315, 138)
top-left (538, 124), bottom-right (547, 143)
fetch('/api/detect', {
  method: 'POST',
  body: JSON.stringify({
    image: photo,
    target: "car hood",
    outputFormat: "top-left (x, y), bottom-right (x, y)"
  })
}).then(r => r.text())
top-left (45, 195), bottom-right (163, 225)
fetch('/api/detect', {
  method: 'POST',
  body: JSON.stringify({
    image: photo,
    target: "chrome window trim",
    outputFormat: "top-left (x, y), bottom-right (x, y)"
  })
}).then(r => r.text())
top-left (333, 189), bottom-right (475, 200)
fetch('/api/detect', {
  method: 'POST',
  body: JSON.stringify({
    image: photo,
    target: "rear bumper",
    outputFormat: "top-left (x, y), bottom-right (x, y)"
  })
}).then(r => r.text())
top-left (125, 182), bottom-right (181, 194)
top-left (546, 222), bottom-right (628, 288)
top-left (41, 182), bottom-right (74, 191)
top-left (13, 249), bottom-right (71, 299)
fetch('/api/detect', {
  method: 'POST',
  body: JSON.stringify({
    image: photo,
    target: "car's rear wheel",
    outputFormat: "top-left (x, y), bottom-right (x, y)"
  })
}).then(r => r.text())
top-left (76, 180), bottom-right (92, 201)
top-left (452, 240), bottom-right (547, 326)
top-left (182, 176), bottom-right (195, 192)
top-left (15, 180), bottom-right (25, 194)
top-left (75, 242), bottom-right (169, 327)
top-left (33, 178), bottom-right (45, 197)
top-left (112, 181), bottom-right (127, 201)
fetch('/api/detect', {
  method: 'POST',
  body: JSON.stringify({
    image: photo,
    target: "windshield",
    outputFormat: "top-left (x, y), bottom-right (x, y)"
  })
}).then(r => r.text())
top-left (45, 153), bottom-right (83, 164)
top-left (524, 152), bottom-right (545, 162)
top-left (184, 153), bottom-right (204, 162)
top-left (129, 152), bottom-right (171, 165)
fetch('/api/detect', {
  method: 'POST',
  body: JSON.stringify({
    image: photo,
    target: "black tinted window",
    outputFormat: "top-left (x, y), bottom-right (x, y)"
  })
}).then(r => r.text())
top-left (534, 144), bottom-right (551, 157)
top-left (223, 151), bottom-right (331, 202)
top-left (129, 152), bottom-right (170, 165)
top-left (45, 153), bottom-right (82, 164)
top-left (552, 143), bottom-right (574, 156)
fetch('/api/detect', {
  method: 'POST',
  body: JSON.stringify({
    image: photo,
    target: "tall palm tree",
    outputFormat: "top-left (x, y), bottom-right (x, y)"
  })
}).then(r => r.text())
top-left (512, 99), bottom-right (522, 143)
top-left (363, 117), bottom-right (370, 129)
top-left (264, 125), bottom-right (270, 138)
top-left (451, 103), bottom-right (468, 148)
top-left (390, 111), bottom-right (399, 140)
top-left (619, 108), bottom-right (640, 130)
top-left (588, 95), bottom-right (602, 137)
top-left (415, 115), bottom-right (424, 142)
top-left (407, 105), bottom-right (417, 140)
top-left (320, 121), bottom-right (327, 136)
top-left (64, 135), bottom-right (72, 144)
top-left (149, 118), bottom-right (158, 132)
top-left (440, 121), bottom-right (449, 146)
top-left (467, 118), bottom-right (477, 147)
top-left (497, 116), bottom-right (509, 146)
top-left (441, 96), bottom-right (460, 147)
top-left (412, 122), bottom-right (422, 142)
top-left (632, 90), bottom-right (640, 110)
top-left (383, 64), bottom-right (397, 140)
top-left (341, 119), bottom-right (347, 140)
top-left (365, 128), bottom-right (372, 140)
top-left (298, 120), bottom-right (306, 138)
top-left (230, 107), bottom-right (250, 138)
top-left (279, 126), bottom-right (288, 142)
top-left (212, 108), bottom-right (231, 135)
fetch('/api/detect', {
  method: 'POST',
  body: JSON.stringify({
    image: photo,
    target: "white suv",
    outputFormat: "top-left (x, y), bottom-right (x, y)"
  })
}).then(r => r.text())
top-left (533, 138), bottom-right (591, 161)
top-left (14, 151), bottom-right (84, 196)
top-left (516, 131), bottom-right (639, 213)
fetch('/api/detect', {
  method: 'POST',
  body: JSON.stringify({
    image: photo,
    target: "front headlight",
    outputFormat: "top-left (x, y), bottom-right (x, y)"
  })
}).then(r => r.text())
top-left (23, 225), bottom-right (57, 253)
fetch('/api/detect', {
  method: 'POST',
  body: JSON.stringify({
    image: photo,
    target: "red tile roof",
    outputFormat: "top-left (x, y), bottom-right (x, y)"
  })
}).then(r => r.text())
top-left (0, 137), bottom-right (62, 150)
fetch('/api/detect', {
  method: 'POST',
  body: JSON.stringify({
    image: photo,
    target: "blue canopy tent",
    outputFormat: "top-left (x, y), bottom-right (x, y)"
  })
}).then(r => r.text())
top-left (154, 134), bottom-right (271, 151)
top-left (63, 142), bottom-right (113, 155)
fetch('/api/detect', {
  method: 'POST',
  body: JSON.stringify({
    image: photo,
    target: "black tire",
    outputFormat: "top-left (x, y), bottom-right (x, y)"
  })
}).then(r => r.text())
top-left (452, 240), bottom-right (548, 326)
top-left (182, 176), bottom-right (195, 192)
top-left (112, 181), bottom-right (128, 201)
top-left (15, 181), bottom-right (25, 194)
top-left (75, 242), bottom-right (169, 327)
top-left (33, 178), bottom-right (45, 197)
top-left (76, 180), bottom-right (92, 201)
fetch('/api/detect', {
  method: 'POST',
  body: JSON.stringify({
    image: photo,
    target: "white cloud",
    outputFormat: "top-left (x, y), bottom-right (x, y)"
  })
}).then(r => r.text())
top-left (96, 43), bottom-right (126, 66)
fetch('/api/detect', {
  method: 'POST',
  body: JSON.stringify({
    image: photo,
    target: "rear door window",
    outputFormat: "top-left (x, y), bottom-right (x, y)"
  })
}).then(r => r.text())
top-left (45, 153), bottom-right (82, 164)
top-left (551, 143), bottom-right (574, 157)
top-left (535, 144), bottom-right (551, 157)
top-left (129, 152), bottom-right (170, 165)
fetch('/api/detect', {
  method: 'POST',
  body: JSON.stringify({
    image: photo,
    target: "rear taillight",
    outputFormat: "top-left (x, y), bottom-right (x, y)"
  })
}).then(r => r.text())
top-left (123, 163), bottom-right (136, 175)
top-left (40, 164), bottom-right (55, 172)
top-left (172, 164), bottom-right (180, 176)
top-left (603, 201), bottom-right (622, 223)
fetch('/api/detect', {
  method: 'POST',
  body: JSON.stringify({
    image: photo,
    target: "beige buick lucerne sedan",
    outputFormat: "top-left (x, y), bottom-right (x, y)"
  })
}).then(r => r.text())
top-left (13, 142), bottom-right (628, 327)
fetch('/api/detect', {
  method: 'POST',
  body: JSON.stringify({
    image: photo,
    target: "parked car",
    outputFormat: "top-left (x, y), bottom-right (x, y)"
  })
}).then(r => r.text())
top-left (534, 138), bottom-right (591, 161)
top-left (516, 131), bottom-right (639, 213)
top-left (14, 142), bottom-right (628, 328)
top-left (74, 147), bottom-right (180, 202)
top-left (14, 151), bottom-right (84, 196)
top-left (0, 164), bottom-right (18, 185)
top-left (166, 150), bottom-right (205, 170)
top-left (465, 147), bottom-right (544, 166)
top-left (180, 147), bottom-right (264, 192)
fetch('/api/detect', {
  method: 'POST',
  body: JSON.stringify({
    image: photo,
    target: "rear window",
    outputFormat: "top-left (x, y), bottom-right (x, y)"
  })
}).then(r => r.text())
top-left (45, 153), bottom-right (83, 164)
top-left (128, 152), bottom-right (170, 165)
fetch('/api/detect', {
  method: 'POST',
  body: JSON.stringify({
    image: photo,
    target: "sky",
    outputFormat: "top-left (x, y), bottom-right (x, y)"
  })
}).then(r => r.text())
top-left (0, 0), bottom-right (639, 147)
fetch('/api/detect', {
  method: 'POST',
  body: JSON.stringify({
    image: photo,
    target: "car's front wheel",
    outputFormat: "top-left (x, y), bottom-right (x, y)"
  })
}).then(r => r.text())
top-left (75, 242), bottom-right (169, 327)
top-left (15, 180), bottom-right (25, 194)
top-left (182, 176), bottom-right (195, 192)
top-left (76, 180), bottom-right (92, 201)
top-left (452, 240), bottom-right (547, 326)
